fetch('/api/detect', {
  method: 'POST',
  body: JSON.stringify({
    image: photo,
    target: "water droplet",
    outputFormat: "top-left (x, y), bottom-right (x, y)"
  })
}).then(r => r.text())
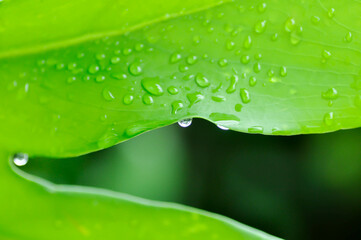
top-left (88, 64), bottom-right (100, 74)
top-left (186, 55), bottom-right (198, 65)
top-left (172, 101), bottom-right (184, 114)
top-left (255, 53), bottom-right (262, 60)
top-left (167, 86), bottom-right (179, 95)
top-left (217, 125), bottom-right (229, 130)
top-left (253, 63), bottom-right (261, 73)
top-left (112, 73), bottom-right (127, 80)
top-left (187, 92), bottom-right (204, 107)
top-left (323, 112), bottom-right (334, 126)
top-left (226, 40), bottom-right (235, 50)
top-left (141, 77), bottom-right (164, 96)
top-left (96, 53), bottom-right (106, 60)
top-left (123, 94), bottom-right (134, 105)
top-left (110, 57), bottom-right (121, 64)
top-left (241, 55), bottom-right (250, 64)
top-left (328, 8), bottom-right (335, 18)
top-left (193, 35), bottom-right (201, 45)
top-left (240, 88), bottom-right (251, 103)
top-left (284, 18), bottom-right (296, 32)
top-left (195, 73), bottom-right (210, 88)
top-left (67, 76), bottom-right (76, 83)
top-left (179, 64), bottom-right (189, 72)
top-left (280, 66), bottom-right (287, 77)
top-left (218, 58), bottom-right (228, 67)
top-left (235, 104), bottom-right (243, 112)
top-left (254, 20), bottom-right (267, 33)
top-left (248, 126), bottom-right (264, 133)
top-left (123, 48), bottom-right (132, 55)
top-left (211, 95), bottom-right (226, 102)
top-left (170, 52), bottom-right (182, 63)
top-left (13, 153), bottom-right (28, 167)
top-left (322, 50), bottom-right (332, 59)
top-left (243, 35), bottom-right (252, 49)
top-left (271, 33), bottom-right (279, 41)
top-left (178, 118), bottom-right (192, 128)
top-left (311, 16), bottom-right (320, 25)
top-left (249, 76), bottom-right (257, 86)
top-left (345, 32), bottom-right (353, 43)
top-left (257, 2), bottom-right (267, 13)
top-left (322, 88), bottom-right (338, 100)
top-left (226, 75), bottom-right (239, 93)
top-left (135, 43), bottom-right (144, 51)
top-left (129, 63), bottom-right (142, 76)
top-left (142, 94), bottom-right (154, 105)
top-left (95, 75), bottom-right (106, 82)
top-left (102, 88), bottom-right (115, 101)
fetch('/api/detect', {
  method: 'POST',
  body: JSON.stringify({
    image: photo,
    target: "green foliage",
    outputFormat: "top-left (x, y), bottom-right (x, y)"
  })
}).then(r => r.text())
top-left (0, 0), bottom-right (360, 239)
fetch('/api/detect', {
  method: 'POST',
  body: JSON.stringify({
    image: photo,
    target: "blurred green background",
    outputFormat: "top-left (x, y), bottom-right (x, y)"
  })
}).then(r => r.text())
top-left (21, 120), bottom-right (361, 240)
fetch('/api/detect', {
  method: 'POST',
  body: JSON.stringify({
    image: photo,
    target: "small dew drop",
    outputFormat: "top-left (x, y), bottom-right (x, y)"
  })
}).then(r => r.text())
top-left (243, 35), bottom-right (252, 49)
top-left (123, 94), bottom-right (134, 105)
top-left (102, 88), bottom-right (115, 101)
top-left (170, 52), bottom-right (182, 63)
top-left (345, 32), bottom-right (353, 43)
top-left (240, 88), bottom-right (251, 103)
top-left (171, 100), bottom-right (184, 114)
top-left (88, 64), bottom-right (100, 74)
top-left (142, 94), bottom-right (154, 105)
top-left (235, 104), bottom-right (243, 112)
top-left (167, 86), bottom-right (179, 95)
top-left (13, 153), bottom-right (28, 167)
top-left (280, 66), bottom-right (287, 77)
top-left (284, 18), bottom-right (296, 32)
top-left (195, 73), bottom-right (210, 88)
top-left (218, 58), bottom-right (228, 67)
top-left (323, 112), bottom-right (334, 126)
top-left (110, 57), bottom-right (121, 64)
top-left (249, 76), bottom-right (257, 87)
top-left (254, 20), bottom-right (267, 34)
top-left (186, 55), bottom-right (198, 65)
top-left (178, 118), bottom-right (192, 128)
top-left (95, 75), bottom-right (106, 82)
top-left (311, 16), bottom-right (320, 25)
top-left (129, 63), bottom-right (142, 76)
top-left (328, 8), bottom-right (335, 18)
top-left (241, 55), bottom-right (250, 64)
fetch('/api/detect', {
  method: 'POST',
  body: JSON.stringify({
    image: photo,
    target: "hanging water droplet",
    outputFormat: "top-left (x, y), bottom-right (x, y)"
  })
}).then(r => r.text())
top-left (13, 153), bottom-right (28, 167)
top-left (178, 118), bottom-right (192, 128)
top-left (217, 125), bottom-right (229, 131)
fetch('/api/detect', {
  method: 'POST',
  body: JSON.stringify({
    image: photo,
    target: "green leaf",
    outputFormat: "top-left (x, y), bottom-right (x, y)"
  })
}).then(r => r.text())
top-left (0, 150), bottom-right (280, 240)
top-left (1, 0), bottom-right (361, 157)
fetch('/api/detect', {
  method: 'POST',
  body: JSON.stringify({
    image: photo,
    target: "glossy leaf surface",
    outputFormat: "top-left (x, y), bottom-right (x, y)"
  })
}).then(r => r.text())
top-left (1, 0), bottom-right (360, 157)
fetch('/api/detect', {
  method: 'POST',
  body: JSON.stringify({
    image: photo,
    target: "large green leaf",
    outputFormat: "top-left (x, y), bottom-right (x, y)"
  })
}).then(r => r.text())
top-left (0, 150), bottom-right (280, 240)
top-left (1, 0), bottom-right (360, 239)
top-left (1, 0), bottom-right (360, 157)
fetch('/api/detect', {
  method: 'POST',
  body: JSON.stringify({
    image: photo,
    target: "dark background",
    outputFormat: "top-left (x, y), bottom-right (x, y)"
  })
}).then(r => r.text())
top-left (22, 119), bottom-right (361, 240)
